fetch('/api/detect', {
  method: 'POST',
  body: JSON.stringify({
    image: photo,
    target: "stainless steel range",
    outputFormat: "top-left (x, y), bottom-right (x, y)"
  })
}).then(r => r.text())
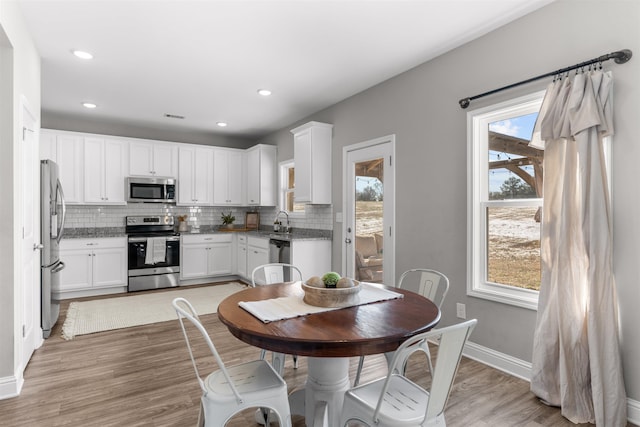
top-left (126, 215), bottom-right (180, 292)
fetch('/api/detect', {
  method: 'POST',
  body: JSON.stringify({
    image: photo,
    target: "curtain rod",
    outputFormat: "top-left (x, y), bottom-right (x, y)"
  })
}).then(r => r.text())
top-left (458, 49), bottom-right (632, 109)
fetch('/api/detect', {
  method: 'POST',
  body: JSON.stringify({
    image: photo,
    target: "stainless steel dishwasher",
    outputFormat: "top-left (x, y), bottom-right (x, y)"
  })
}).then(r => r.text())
top-left (269, 237), bottom-right (292, 280)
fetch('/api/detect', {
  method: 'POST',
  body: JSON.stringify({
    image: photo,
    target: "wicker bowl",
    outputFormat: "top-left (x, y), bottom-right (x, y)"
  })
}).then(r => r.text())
top-left (302, 280), bottom-right (361, 308)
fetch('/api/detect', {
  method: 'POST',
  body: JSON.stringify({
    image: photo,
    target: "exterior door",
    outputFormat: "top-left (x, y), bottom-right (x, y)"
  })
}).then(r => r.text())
top-left (343, 136), bottom-right (395, 285)
top-left (21, 97), bottom-right (39, 365)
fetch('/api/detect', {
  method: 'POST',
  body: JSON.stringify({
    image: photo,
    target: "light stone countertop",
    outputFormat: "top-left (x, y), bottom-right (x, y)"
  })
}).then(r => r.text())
top-left (62, 226), bottom-right (332, 241)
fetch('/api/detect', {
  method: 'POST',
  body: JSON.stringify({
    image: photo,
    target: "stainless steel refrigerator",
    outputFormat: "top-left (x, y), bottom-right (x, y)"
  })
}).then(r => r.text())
top-left (41, 160), bottom-right (66, 338)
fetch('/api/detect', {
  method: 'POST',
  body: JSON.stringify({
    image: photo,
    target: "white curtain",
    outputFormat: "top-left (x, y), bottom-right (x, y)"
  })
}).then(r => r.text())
top-left (529, 70), bottom-right (627, 425)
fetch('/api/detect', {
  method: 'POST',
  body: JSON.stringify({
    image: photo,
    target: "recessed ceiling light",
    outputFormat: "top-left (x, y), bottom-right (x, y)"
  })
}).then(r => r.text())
top-left (72, 50), bottom-right (93, 60)
top-left (257, 89), bottom-right (272, 97)
top-left (82, 102), bottom-right (97, 109)
top-left (216, 122), bottom-right (228, 127)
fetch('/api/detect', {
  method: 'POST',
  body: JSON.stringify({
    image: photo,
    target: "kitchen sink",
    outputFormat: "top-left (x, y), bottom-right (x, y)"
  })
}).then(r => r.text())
top-left (269, 232), bottom-right (292, 241)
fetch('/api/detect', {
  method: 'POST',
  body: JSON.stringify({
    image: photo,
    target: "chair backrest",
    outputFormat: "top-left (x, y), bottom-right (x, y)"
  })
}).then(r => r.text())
top-left (172, 297), bottom-right (243, 402)
top-left (424, 319), bottom-right (476, 420)
top-left (398, 268), bottom-right (449, 309)
top-left (377, 319), bottom-right (477, 423)
top-left (251, 263), bottom-right (303, 286)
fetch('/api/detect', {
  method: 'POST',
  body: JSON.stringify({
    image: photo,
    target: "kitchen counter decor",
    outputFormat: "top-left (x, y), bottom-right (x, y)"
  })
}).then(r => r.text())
top-left (220, 211), bottom-right (236, 229)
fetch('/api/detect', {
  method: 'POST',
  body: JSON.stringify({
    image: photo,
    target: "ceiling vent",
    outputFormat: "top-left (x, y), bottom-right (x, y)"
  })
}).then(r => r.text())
top-left (164, 113), bottom-right (185, 120)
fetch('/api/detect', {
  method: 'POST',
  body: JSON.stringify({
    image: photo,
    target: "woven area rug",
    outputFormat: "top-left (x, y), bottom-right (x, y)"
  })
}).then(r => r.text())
top-left (61, 282), bottom-right (247, 340)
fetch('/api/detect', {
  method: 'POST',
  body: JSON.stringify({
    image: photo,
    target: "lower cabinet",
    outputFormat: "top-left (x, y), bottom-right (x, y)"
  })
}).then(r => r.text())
top-left (236, 234), bottom-right (248, 278)
top-left (291, 239), bottom-right (331, 279)
top-left (246, 236), bottom-right (269, 280)
top-left (236, 235), bottom-right (330, 282)
top-left (180, 234), bottom-right (233, 280)
top-left (58, 237), bottom-right (127, 298)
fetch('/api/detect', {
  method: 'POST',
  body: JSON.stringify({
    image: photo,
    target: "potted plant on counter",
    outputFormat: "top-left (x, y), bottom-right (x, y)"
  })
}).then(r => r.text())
top-left (221, 212), bottom-right (236, 229)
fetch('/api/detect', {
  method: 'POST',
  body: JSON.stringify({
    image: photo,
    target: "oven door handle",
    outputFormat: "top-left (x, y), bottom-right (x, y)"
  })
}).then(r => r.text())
top-left (128, 236), bottom-right (180, 243)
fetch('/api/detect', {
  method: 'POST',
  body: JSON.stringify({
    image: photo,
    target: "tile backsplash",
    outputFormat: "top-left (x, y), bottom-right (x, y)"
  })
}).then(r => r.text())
top-left (64, 203), bottom-right (333, 231)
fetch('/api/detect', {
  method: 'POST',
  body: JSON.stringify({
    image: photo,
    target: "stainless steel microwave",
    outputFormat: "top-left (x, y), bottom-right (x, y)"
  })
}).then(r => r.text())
top-left (126, 177), bottom-right (176, 203)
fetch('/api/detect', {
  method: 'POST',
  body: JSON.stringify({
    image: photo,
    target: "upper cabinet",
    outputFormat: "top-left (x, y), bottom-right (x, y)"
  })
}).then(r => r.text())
top-left (246, 144), bottom-right (277, 206)
top-left (40, 130), bottom-right (84, 204)
top-left (129, 140), bottom-right (177, 178)
top-left (40, 129), bottom-right (280, 208)
top-left (84, 137), bottom-right (127, 204)
top-left (291, 121), bottom-right (333, 204)
top-left (213, 148), bottom-right (244, 205)
top-left (178, 144), bottom-right (213, 206)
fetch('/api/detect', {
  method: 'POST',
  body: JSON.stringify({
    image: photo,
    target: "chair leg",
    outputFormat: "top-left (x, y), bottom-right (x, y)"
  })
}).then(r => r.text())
top-left (260, 349), bottom-right (267, 360)
top-left (262, 407), bottom-right (270, 426)
top-left (197, 400), bottom-right (204, 427)
top-left (353, 356), bottom-right (365, 386)
top-left (293, 354), bottom-right (298, 369)
top-left (255, 408), bottom-right (271, 426)
top-left (426, 351), bottom-right (434, 379)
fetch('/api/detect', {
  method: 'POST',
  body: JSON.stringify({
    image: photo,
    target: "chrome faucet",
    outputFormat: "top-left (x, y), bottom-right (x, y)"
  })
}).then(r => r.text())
top-left (274, 210), bottom-right (290, 232)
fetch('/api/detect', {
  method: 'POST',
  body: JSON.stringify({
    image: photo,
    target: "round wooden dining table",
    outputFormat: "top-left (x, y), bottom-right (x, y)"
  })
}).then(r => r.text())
top-left (217, 281), bottom-right (440, 427)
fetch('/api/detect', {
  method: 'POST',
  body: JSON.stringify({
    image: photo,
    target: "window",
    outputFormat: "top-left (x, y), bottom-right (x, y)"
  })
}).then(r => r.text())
top-left (467, 92), bottom-right (544, 310)
top-left (279, 160), bottom-right (305, 215)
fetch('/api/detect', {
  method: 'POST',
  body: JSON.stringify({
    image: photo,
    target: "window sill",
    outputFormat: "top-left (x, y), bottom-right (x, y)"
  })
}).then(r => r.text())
top-left (467, 283), bottom-right (539, 311)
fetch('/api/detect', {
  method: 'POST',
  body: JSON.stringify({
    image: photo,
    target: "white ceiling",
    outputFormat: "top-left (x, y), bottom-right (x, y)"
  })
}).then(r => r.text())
top-left (18, 0), bottom-right (553, 139)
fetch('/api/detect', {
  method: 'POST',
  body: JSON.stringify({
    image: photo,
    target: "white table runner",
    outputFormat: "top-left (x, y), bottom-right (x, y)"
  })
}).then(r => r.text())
top-left (238, 283), bottom-right (404, 323)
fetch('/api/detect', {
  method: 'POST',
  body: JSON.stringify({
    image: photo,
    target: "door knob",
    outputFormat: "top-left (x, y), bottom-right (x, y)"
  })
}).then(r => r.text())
top-left (345, 238), bottom-right (352, 244)
top-left (33, 243), bottom-right (43, 251)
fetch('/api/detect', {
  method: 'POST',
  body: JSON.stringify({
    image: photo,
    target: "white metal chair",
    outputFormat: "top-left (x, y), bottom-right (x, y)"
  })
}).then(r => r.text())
top-left (251, 263), bottom-right (303, 372)
top-left (354, 268), bottom-right (450, 386)
top-left (251, 262), bottom-right (303, 287)
top-left (172, 297), bottom-right (292, 427)
top-left (340, 319), bottom-right (477, 427)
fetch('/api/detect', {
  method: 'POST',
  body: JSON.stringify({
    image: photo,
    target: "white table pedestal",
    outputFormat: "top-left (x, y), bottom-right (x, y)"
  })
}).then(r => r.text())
top-left (289, 357), bottom-right (350, 427)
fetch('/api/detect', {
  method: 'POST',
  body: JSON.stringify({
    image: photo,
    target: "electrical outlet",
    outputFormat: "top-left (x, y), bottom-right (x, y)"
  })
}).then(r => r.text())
top-left (456, 303), bottom-right (466, 319)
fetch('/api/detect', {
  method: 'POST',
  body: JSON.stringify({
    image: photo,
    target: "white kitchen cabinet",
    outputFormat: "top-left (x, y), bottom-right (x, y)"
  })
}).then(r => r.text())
top-left (178, 144), bottom-right (213, 206)
top-left (236, 234), bottom-right (248, 278)
top-left (291, 239), bottom-right (332, 280)
top-left (213, 148), bottom-right (244, 205)
top-left (290, 121), bottom-right (333, 204)
top-left (246, 144), bottom-right (277, 206)
top-left (180, 234), bottom-right (233, 280)
top-left (84, 137), bottom-right (127, 204)
top-left (39, 130), bottom-right (56, 160)
top-left (246, 236), bottom-right (269, 279)
top-left (41, 130), bottom-right (84, 204)
top-left (129, 140), bottom-right (177, 178)
top-left (58, 237), bottom-right (127, 298)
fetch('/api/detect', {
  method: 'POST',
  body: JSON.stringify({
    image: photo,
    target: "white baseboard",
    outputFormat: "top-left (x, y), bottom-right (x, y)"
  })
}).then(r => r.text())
top-left (463, 340), bottom-right (532, 381)
top-left (0, 374), bottom-right (23, 400)
top-left (628, 398), bottom-right (640, 425)
top-left (463, 340), bottom-right (640, 425)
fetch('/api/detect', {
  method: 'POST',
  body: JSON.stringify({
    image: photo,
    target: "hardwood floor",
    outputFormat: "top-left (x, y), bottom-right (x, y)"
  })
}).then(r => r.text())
top-left (0, 286), bottom-right (635, 426)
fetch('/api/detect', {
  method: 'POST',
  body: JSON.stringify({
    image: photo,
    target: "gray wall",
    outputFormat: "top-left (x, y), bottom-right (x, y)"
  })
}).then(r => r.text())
top-left (42, 110), bottom-right (255, 148)
top-left (259, 0), bottom-right (640, 404)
